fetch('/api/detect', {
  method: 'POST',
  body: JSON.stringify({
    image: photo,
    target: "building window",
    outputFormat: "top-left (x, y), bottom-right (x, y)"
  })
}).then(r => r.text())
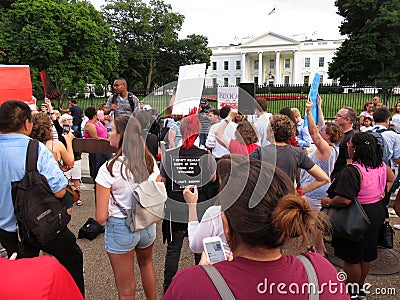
top-left (254, 77), bottom-right (259, 85)
top-left (284, 76), bottom-right (290, 86)
top-left (284, 58), bottom-right (290, 69)
top-left (224, 78), bottom-right (229, 86)
top-left (212, 62), bottom-right (217, 70)
top-left (269, 59), bottom-right (275, 69)
top-left (305, 57), bottom-right (310, 68)
top-left (212, 78), bottom-right (217, 86)
top-left (224, 61), bottom-right (229, 70)
top-left (304, 76), bottom-right (310, 85)
top-left (235, 77), bottom-right (241, 86)
top-left (319, 57), bottom-right (324, 67)
top-left (319, 75), bottom-right (323, 84)
top-left (254, 60), bottom-right (259, 70)
top-left (236, 60), bottom-right (241, 70)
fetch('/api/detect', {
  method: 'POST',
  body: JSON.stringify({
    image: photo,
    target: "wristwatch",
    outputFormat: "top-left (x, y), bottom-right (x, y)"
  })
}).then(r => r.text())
top-left (224, 119), bottom-right (229, 124)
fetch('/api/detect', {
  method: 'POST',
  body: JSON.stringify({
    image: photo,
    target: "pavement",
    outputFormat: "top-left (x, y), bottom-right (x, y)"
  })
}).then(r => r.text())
top-left (2, 153), bottom-right (400, 299)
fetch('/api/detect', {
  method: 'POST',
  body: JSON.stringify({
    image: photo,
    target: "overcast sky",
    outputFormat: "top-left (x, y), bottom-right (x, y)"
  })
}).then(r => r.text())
top-left (90, 0), bottom-right (344, 46)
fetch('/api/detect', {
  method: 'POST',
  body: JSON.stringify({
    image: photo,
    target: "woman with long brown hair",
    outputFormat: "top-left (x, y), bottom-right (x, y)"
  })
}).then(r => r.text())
top-left (95, 116), bottom-right (158, 300)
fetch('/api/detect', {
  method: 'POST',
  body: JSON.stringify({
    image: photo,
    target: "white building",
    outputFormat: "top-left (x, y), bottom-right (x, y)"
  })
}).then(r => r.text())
top-left (205, 32), bottom-right (343, 87)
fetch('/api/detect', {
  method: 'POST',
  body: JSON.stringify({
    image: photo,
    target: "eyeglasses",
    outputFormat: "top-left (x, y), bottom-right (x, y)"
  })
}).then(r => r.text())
top-left (113, 83), bottom-right (121, 87)
top-left (335, 114), bottom-right (347, 118)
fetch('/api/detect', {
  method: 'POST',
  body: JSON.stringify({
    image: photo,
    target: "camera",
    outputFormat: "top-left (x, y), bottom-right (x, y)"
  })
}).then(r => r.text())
top-left (62, 125), bottom-right (71, 135)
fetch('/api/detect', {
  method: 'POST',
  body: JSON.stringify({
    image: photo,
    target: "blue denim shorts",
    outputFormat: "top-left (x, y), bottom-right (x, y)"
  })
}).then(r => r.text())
top-left (105, 217), bottom-right (156, 254)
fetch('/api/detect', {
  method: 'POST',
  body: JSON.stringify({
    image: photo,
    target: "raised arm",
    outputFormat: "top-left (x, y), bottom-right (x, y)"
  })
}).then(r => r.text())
top-left (306, 99), bottom-right (331, 160)
top-left (317, 95), bottom-right (325, 127)
top-left (215, 109), bottom-right (237, 149)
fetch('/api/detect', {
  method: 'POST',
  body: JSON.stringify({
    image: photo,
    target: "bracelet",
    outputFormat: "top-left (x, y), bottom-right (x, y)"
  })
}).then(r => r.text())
top-left (224, 119), bottom-right (229, 124)
top-left (296, 187), bottom-right (305, 196)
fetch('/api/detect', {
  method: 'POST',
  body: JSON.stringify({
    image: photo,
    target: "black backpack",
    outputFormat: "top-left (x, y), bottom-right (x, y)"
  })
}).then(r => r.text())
top-left (111, 92), bottom-right (138, 112)
top-left (11, 139), bottom-right (71, 245)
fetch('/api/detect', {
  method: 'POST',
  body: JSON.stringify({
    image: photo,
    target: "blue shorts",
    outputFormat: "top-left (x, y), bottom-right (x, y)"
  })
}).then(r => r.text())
top-left (105, 217), bottom-right (156, 254)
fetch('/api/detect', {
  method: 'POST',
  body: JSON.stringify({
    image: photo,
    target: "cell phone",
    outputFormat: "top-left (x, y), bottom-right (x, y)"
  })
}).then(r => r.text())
top-left (62, 125), bottom-right (71, 135)
top-left (203, 236), bottom-right (226, 263)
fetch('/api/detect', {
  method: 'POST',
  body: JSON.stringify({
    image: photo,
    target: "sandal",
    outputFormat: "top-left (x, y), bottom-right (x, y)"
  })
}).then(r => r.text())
top-left (76, 200), bottom-right (83, 206)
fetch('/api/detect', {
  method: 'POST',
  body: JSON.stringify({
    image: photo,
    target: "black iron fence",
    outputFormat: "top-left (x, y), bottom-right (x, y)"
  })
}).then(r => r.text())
top-left (45, 83), bottom-right (400, 120)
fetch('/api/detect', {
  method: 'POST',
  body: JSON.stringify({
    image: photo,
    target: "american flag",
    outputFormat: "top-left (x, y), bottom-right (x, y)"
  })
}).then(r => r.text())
top-left (268, 7), bottom-right (276, 15)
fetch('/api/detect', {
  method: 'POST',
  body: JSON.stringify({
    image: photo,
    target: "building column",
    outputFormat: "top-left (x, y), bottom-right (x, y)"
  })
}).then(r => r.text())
top-left (258, 52), bottom-right (263, 86)
top-left (292, 50), bottom-right (298, 84)
top-left (275, 51), bottom-right (280, 85)
top-left (241, 53), bottom-right (246, 82)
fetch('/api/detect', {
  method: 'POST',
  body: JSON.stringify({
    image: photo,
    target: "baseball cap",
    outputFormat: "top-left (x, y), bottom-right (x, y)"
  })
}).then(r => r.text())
top-left (200, 98), bottom-right (208, 105)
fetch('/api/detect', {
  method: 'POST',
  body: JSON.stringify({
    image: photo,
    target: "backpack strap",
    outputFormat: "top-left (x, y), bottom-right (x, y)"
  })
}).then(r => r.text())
top-left (26, 139), bottom-right (39, 172)
top-left (297, 255), bottom-right (319, 300)
top-left (127, 92), bottom-right (136, 112)
top-left (112, 92), bottom-right (137, 112)
top-left (201, 265), bottom-right (235, 300)
top-left (111, 93), bottom-right (118, 104)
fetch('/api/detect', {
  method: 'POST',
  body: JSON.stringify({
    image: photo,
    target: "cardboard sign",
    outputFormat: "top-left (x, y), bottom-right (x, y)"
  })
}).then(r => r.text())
top-left (304, 73), bottom-right (320, 126)
top-left (73, 138), bottom-right (117, 154)
top-left (172, 63), bottom-right (206, 115)
top-left (0, 65), bottom-right (33, 105)
top-left (217, 86), bottom-right (239, 109)
top-left (170, 156), bottom-right (203, 191)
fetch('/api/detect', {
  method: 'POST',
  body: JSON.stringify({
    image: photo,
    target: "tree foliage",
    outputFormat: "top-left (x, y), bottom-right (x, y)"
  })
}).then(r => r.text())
top-left (328, 0), bottom-right (400, 85)
top-left (0, 0), bottom-right (118, 99)
top-left (103, 0), bottom-right (211, 91)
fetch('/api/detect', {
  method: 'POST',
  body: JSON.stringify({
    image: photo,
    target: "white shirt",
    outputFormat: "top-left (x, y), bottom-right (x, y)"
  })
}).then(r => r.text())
top-left (96, 158), bottom-right (160, 218)
top-left (205, 120), bottom-right (237, 158)
top-left (187, 205), bottom-right (230, 253)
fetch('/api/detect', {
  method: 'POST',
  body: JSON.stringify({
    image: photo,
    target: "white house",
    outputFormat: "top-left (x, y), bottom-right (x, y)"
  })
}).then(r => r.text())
top-left (205, 32), bottom-right (343, 87)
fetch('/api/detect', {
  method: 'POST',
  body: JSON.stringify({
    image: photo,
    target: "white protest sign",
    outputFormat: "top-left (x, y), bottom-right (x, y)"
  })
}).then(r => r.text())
top-left (172, 63), bottom-right (206, 115)
top-left (217, 86), bottom-right (239, 109)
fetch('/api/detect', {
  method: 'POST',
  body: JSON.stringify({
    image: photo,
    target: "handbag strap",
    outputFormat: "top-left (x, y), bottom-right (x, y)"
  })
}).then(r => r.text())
top-left (201, 265), bottom-right (235, 300)
top-left (297, 255), bottom-right (319, 300)
top-left (110, 191), bottom-right (128, 217)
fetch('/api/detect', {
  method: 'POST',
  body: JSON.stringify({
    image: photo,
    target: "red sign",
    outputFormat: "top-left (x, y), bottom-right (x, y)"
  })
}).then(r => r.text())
top-left (0, 65), bottom-right (33, 105)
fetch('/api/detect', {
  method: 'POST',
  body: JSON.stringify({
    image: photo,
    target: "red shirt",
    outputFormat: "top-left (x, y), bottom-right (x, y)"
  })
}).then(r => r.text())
top-left (164, 253), bottom-right (349, 300)
top-left (0, 256), bottom-right (83, 300)
top-left (229, 140), bottom-right (259, 155)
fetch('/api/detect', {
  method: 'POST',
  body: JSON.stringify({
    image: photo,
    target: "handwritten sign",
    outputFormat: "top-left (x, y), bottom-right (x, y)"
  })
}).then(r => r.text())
top-left (170, 156), bottom-right (203, 191)
top-left (0, 65), bottom-right (33, 105)
top-left (217, 86), bottom-right (239, 109)
top-left (172, 63), bottom-right (206, 115)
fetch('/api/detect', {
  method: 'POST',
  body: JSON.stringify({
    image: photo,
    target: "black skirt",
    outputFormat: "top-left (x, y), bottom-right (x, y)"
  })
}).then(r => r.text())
top-left (332, 201), bottom-right (385, 264)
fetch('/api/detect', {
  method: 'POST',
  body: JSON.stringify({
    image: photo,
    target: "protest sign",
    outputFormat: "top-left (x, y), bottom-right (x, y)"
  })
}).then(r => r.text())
top-left (0, 65), bottom-right (33, 105)
top-left (172, 63), bottom-right (206, 115)
top-left (217, 86), bottom-right (239, 109)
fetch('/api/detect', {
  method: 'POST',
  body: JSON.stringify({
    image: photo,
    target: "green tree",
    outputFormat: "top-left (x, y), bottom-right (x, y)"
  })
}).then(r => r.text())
top-left (328, 0), bottom-right (400, 85)
top-left (0, 0), bottom-right (118, 103)
top-left (103, 0), bottom-right (211, 91)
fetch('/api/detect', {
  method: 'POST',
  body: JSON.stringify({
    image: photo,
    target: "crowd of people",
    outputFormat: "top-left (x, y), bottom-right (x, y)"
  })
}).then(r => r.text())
top-left (1, 79), bottom-right (399, 299)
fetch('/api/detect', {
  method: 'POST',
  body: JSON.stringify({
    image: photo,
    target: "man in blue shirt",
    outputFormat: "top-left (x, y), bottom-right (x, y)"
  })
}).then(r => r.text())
top-left (0, 100), bottom-right (84, 296)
